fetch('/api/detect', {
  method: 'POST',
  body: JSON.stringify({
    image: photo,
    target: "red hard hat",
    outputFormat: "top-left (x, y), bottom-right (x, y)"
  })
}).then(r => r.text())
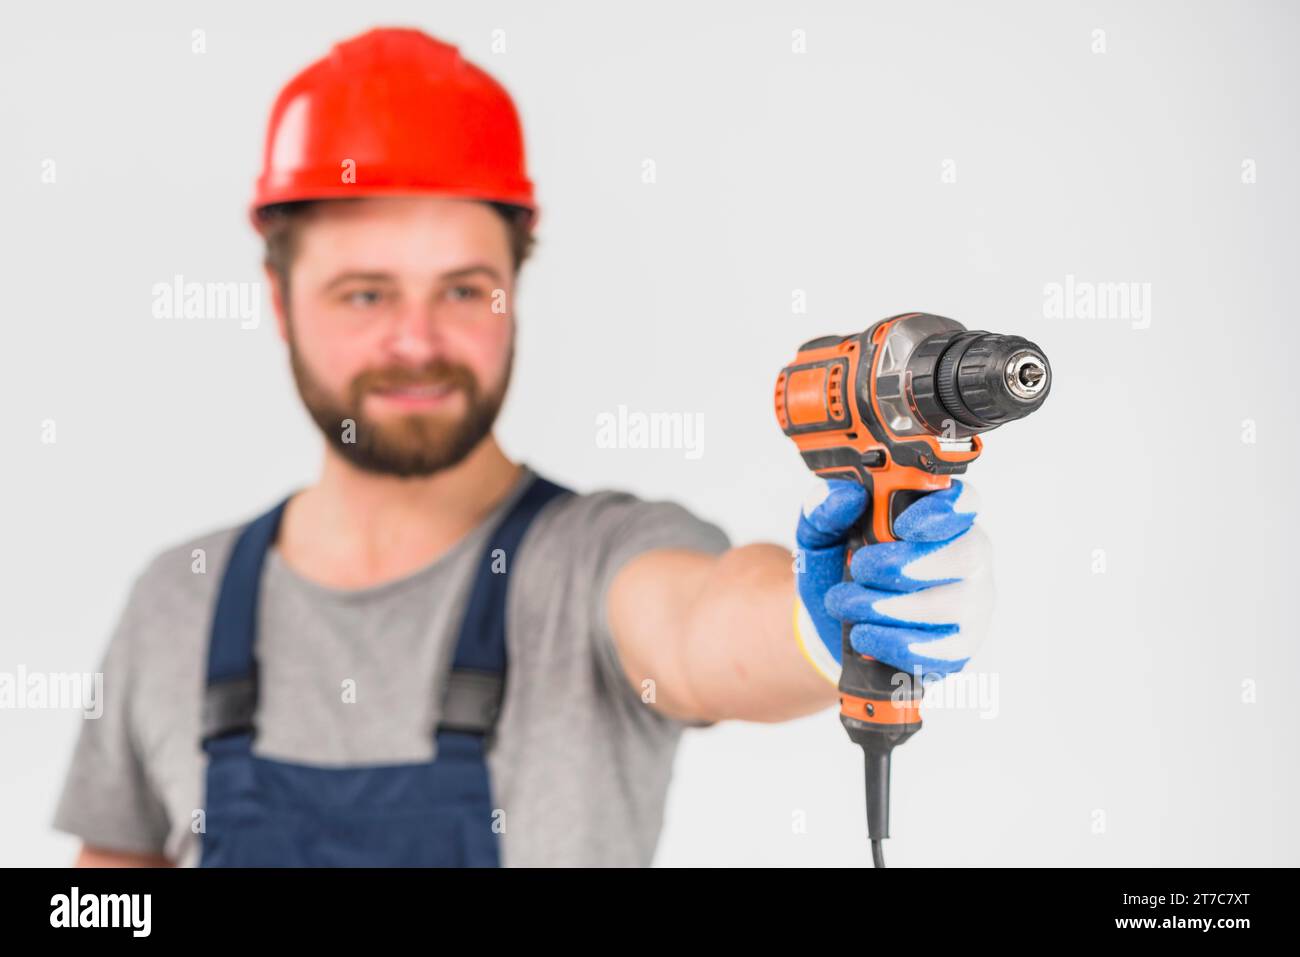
top-left (250, 27), bottom-right (538, 232)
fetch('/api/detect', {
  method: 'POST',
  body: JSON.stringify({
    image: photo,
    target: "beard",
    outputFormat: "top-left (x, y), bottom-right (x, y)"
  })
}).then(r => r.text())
top-left (287, 334), bottom-right (512, 479)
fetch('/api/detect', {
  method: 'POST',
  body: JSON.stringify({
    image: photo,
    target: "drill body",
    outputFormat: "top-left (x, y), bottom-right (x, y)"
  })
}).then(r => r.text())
top-left (775, 312), bottom-right (1050, 864)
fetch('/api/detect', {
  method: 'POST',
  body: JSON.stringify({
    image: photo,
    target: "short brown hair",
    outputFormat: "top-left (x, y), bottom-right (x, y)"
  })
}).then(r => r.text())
top-left (259, 199), bottom-right (537, 306)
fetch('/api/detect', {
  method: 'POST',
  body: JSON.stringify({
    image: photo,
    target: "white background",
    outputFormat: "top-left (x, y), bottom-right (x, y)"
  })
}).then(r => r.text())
top-left (2, 0), bottom-right (1297, 866)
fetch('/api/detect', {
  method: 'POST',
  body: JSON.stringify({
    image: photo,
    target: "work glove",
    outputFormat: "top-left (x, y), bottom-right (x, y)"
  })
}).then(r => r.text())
top-left (794, 478), bottom-right (993, 685)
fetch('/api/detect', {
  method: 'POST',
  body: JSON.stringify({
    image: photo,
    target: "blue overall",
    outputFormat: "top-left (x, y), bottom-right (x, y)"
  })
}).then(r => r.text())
top-left (198, 474), bottom-right (572, 867)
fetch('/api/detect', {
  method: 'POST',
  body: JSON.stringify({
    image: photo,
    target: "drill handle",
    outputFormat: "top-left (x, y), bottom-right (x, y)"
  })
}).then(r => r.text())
top-left (857, 466), bottom-right (954, 545)
top-left (837, 514), bottom-right (926, 726)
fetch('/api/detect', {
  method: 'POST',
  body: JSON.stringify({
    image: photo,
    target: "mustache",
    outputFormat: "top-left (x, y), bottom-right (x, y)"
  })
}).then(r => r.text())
top-left (350, 361), bottom-right (479, 396)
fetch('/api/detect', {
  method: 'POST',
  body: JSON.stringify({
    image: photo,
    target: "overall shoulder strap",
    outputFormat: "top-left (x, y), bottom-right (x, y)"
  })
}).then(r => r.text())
top-left (437, 474), bottom-right (573, 736)
top-left (201, 498), bottom-right (291, 744)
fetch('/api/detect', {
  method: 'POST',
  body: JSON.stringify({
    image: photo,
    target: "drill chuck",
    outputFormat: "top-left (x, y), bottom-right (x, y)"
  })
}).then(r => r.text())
top-left (912, 331), bottom-right (1052, 434)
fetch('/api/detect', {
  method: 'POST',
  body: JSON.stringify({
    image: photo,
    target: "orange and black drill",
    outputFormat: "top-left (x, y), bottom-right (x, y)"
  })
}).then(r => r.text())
top-left (775, 312), bottom-right (1051, 866)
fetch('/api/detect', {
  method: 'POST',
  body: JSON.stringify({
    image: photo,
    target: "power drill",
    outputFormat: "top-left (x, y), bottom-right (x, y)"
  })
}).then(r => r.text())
top-left (774, 312), bottom-right (1051, 866)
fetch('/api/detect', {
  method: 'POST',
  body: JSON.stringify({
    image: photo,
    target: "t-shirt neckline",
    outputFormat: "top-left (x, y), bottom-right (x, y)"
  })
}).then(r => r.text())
top-left (263, 462), bottom-right (536, 604)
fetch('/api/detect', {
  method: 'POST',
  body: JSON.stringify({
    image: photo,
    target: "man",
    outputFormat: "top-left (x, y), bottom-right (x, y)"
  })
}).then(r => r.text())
top-left (53, 28), bottom-right (991, 867)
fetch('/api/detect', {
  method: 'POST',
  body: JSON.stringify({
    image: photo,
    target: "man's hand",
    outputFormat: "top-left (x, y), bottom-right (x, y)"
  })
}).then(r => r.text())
top-left (793, 479), bottom-right (868, 684)
top-left (823, 479), bottom-right (993, 682)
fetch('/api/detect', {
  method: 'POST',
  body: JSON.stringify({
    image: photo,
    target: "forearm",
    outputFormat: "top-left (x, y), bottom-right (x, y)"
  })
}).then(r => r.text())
top-left (671, 544), bottom-right (838, 723)
top-left (610, 542), bottom-right (840, 724)
top-left (682, 544), bottom-right (838, 722)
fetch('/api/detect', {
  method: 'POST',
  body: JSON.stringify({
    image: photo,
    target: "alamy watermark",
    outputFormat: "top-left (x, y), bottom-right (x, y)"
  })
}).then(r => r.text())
top-left (151, 274), bottom-right (261, 329)
top-left (0, 665), bottom-right (103, 718)
top-left (892, 668), bottom-right (1001, 719)
top-left (596, 405), bottom-right (705, 460)
top-left (1043, 273), bottom-right (1151, 329)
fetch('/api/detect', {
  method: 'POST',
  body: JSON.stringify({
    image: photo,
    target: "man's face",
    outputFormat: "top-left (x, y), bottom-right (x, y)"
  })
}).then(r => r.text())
top-left (273, 196), bottom-right (517, 478)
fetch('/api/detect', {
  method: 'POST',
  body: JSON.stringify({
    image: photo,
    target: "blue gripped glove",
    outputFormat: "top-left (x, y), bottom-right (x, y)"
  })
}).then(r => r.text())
top-left (794, 478), bottom-right (993, 685)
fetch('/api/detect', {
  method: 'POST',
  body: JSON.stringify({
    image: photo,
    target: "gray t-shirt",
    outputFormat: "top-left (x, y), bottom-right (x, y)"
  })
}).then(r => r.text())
top-left (51, 465), bottom-right (730, 867)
